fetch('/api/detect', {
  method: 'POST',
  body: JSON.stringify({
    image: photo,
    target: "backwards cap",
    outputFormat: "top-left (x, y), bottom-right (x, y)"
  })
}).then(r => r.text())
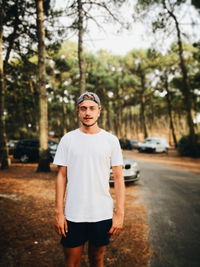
top-left (77, 91), bottom-right (100, 105)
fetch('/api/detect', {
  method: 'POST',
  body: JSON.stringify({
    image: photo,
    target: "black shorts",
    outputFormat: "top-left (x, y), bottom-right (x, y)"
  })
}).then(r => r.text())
top-left (60, 219), bottom-right (112, 248)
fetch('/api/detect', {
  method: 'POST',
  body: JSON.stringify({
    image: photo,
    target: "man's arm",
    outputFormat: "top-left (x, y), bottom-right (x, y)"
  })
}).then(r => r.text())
top-left (108, 165), bottom-right (125, 235)
top-left (54, 166), bottom-right (68, 237)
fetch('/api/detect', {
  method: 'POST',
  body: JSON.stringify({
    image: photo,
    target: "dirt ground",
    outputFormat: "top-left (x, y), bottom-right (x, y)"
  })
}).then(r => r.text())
top-left (0, 162), bottom-right (150, 267)
top-left (0, 151), bottom-right (199, 267)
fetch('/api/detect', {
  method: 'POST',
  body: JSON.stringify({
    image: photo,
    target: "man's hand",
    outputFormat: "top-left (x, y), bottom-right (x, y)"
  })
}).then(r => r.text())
top-left (54, 212), bottom-right (68, 237)
top-left (108, 212), bottom-right (124, 235)
top-left (109, 165), bottom-right (125, 235)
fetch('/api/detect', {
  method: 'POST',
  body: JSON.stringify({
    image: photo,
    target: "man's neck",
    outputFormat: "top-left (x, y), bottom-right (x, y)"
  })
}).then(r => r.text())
top-left (80, 124), bottom-right (101, 134)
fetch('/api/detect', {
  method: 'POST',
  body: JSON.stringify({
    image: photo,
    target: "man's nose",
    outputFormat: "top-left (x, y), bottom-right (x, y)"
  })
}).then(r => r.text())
top-left (85, 108), bottom-right (91, 115)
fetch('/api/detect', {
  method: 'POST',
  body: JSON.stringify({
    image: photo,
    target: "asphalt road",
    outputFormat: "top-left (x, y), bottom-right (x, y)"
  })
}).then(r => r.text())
top-left (137, 160), bottom-right (200, 267)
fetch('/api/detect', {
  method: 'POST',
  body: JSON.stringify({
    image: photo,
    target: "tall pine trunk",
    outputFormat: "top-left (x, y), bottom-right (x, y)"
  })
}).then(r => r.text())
top-left (0, 1), bottom-right (9, 169)
top-left (163, 0), bottom-right (197, 155)
top-left (36, 0), bottom-right (50, 172)
top-left (77, 0), bottom-right (86, 94)
top-left (140, 74), bottom-right (148, 139)
top-left (164, 74), bottom-right (177, 147)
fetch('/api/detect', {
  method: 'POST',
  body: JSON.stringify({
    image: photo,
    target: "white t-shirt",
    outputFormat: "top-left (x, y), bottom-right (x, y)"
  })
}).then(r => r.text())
top-left (53, 128), bottom-right (123, 222)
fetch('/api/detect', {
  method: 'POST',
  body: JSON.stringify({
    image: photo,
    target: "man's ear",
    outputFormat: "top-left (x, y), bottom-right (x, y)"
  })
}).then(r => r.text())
top-left (98, 105), bottom-right (101, 117)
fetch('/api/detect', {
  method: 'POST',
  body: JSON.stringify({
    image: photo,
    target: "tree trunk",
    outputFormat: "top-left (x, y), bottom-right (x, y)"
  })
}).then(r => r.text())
top-left (163, 0), bottom-right (197, 154)
top-left (124, 107), bottom-right (129, 138)
top-left (164, 74), bottom-right (177, 147)
top-left (36, 0), bottom-right (50, 172)
top-left (77, 0), bottom-right (86, 94)
top-left (0, 1), bottom-right (9, 169)
top-left (113, 101), bottom-right (118, 135)
top-left (107, 100), bottom-right (111, 131)
top-left (140, 74), bottom-right (148, 139)
top-left (4, 0), bottom-right (19, 68)
top-left (62, 100), bottom-right (67, 135)
top-left (140, 94), bottom-right (148, 139)
top-left (118, 102), bottom-right (123, 138)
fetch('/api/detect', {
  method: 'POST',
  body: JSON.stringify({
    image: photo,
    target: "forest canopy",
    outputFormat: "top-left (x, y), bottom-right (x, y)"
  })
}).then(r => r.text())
top-left (0, 0), bottom-right (200, 169)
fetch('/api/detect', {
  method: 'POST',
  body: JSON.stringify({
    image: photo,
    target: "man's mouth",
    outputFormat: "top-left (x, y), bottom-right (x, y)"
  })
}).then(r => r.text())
top-left (84, 117), bottom-right (93, 120)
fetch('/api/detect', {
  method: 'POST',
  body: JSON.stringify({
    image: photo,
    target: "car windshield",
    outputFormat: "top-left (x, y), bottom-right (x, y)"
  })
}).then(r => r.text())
top-left (144, 139), bottom-right (158, 143)
top-left (48, 140), bottom-right (58, 150)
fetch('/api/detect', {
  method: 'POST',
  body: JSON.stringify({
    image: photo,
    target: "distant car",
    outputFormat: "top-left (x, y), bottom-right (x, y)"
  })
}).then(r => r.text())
top-left (7, 140), bottom-right (18, 155)
top-left (138, 137), bottom-right (169, 153)
top-left (119, 139), bottom-right (133, 150)
top-left (129, 139), bottom-right (140, 150)
top-left (110, 157), bottom-right (140, 184)
top-left (13, 139), bottom-right (58, 163)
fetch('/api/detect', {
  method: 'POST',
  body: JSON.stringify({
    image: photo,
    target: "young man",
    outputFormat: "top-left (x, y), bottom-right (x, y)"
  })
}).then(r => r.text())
top-left (53, 92), bottom-right (125, 267)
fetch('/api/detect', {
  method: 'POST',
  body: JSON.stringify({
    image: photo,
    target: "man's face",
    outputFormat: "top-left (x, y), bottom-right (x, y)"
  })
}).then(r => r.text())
top-left (78, 100), bottom-right (101, 127)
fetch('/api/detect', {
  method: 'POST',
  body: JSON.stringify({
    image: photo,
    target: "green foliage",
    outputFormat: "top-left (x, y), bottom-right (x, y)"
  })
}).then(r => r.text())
top-left (3, 0), bottom-right (65, 64)
top-left (177, 134), bottom-right (200, 157)
top-left (192, 0), bottom-right (200, 10)
top-left (2, 1), bottom-right (200, 143)
top-left (3, 34), bottom-right (200, 142)
top-left (5, 55), bottom-right (38, 139)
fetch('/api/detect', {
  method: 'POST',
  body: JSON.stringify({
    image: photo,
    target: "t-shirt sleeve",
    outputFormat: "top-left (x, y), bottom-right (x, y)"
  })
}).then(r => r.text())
top-left (53, 135), bottom-right (68, 166)
top-left (111, 136), bottom-right (123, 166)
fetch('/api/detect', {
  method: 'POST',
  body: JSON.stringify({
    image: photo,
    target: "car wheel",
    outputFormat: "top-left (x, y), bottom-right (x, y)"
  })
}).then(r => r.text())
top-left (164, 148), bottom-right (168, 153)
top-left (20, 154), bottom-right (29, 163)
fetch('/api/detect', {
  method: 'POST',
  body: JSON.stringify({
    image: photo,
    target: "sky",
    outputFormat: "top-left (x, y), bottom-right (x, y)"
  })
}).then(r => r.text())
top-left (52, 0), bottom-right (200, 55)
top-left (52, 0), bottom-right (200, 123)
top-left (53, 0), bottom-right (151, 55)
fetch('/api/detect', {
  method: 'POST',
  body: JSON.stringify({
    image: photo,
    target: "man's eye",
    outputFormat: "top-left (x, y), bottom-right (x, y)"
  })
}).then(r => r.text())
top-left (80, 107), bottom-right (86, 111)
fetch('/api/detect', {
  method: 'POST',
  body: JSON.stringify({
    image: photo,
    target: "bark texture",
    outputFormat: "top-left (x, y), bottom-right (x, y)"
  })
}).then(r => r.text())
top-left (77, 0), bottom-right (86, 94)
top-left (36, 0), bottom-right (50, 172)
top-left (164, 75), bottom-right (177, 147)
top-left (0, 1), bottom-right (9, 169)
top-left (140, 74), bottom-right (148, 139)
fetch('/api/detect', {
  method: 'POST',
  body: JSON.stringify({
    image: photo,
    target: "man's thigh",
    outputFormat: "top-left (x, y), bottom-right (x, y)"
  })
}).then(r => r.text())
top-left (63, 245), bottom-right (84, 266)
top-left (88, 243), bottom-right (106, 265)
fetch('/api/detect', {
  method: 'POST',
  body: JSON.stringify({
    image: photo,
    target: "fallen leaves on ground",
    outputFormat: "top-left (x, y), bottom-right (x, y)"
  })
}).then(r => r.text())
top-left (0, 163), bottom-right (151, 267)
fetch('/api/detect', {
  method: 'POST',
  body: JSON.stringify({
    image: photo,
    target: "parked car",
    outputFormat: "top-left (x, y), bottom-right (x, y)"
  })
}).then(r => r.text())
top-left (129, 139), bottom-right (140, 150)
top-left (7, 140), bottom-right (18, 155)
top-left (119, 139), bottom-right (133, 150)
top-left (110, 157), bottom-right (140, 184)
top-left (13, 139), bottom-right (58, 163)
top-left (138, 137), bottom-right (169, 153)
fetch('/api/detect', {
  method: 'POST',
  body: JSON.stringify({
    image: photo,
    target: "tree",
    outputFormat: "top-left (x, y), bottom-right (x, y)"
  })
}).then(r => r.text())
top-left (192, 0), bottom-right (200, 11)
top-left (77, 0), bottom-right (85, 94)
top-left (5, 56), bottom-right (39, 139)
top-left (36, 0), bottom-right (50, 172)
top-left (162, 0), bottom-right (197, 153)
top-left (64, 0), bottom-right (126, 94)
top-left (160, 71), bottom-right (178, 146)
top-left (152, 52), bottom-right (179, 146)
top-left (136, 0), bottom-right (199, 155)
top-left (124, 49), bottom-right (155, 139)
top-left (2, 0), bottom-right (63, 133)
top-left (46, 41), bottom-right (80, 136)
top-left (0, 0), bottom-right (9, 169)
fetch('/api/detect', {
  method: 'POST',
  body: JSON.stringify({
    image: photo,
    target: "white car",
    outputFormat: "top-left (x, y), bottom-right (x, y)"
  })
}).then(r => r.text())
top-left (110, 157), bottom-right (140, 184)
top-left (138, 137), bottom-right (169, 153)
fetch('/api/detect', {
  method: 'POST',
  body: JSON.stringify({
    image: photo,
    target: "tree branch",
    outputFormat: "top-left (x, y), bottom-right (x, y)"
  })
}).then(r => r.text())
top-left (82, 1), bottom-right (123, 26)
